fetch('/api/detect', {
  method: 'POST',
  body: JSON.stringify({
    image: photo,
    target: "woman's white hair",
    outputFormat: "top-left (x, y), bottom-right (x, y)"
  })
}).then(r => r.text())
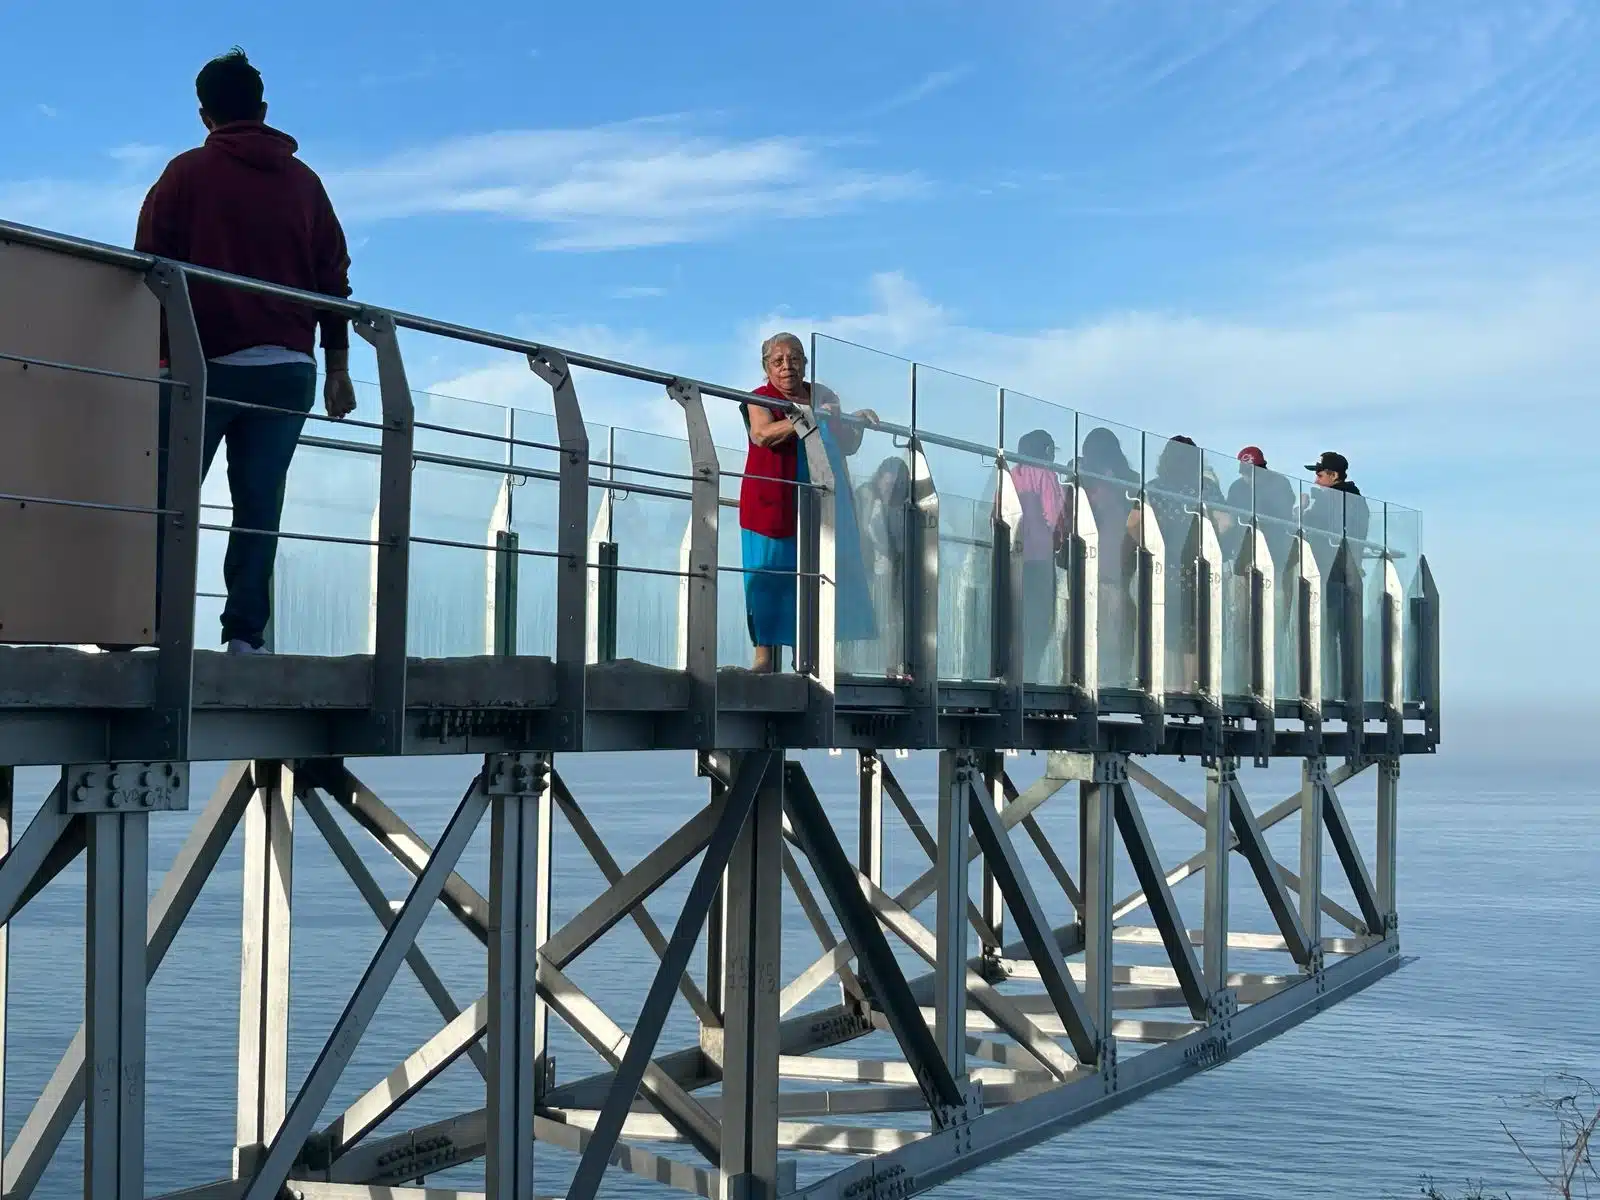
top-left (760, 331), bottom-right (805, 367)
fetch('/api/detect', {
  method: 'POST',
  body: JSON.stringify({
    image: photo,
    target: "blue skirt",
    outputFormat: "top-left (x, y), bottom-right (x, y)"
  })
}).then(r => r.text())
top-left (743, 528), bottom-right (799, 647)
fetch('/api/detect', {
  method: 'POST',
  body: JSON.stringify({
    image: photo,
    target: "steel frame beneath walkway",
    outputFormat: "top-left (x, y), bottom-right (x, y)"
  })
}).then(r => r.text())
top-left (0, 746), bottom-right (1405, 1199)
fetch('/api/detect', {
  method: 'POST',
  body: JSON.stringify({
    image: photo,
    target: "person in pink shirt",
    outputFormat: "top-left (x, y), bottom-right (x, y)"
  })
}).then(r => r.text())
top-left (1011, 429), bottom-right (1068, 680)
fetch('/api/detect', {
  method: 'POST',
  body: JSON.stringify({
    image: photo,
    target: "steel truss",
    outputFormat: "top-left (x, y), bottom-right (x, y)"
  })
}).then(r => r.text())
top-left (0, 746), bottom-right (1403, 1199)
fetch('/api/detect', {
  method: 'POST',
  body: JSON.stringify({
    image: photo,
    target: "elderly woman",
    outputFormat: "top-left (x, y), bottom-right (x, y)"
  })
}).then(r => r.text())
top-left (740, 332), bottom-right (880, 673)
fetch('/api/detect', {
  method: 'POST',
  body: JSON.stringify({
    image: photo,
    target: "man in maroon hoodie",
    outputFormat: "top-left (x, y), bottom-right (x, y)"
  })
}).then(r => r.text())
top-left (136, 48), bottom-right (356, 654)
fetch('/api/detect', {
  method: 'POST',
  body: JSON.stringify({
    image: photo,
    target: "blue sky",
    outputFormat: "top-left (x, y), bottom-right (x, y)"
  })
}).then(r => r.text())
top-left (4, 0), bottom-right (1597, 702)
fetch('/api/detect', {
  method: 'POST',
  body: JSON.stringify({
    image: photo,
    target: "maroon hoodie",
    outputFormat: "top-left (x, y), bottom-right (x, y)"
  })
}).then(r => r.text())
top-left (135, 122), bottom-right (351, 361)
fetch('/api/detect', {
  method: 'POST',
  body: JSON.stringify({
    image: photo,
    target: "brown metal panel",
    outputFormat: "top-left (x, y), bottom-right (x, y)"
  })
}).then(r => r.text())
top-left (0, 241), bottom-right (160, 645)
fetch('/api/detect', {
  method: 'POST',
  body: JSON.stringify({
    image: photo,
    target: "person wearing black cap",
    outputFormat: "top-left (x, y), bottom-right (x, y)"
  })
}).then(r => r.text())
top-left (1301, 451), bottom-right (1371, 568)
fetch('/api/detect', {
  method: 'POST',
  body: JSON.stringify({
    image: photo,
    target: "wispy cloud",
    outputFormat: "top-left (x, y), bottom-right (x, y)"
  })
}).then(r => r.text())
top-left (866, 66), bottom-right (972, 115)
top-left (327, 120), bottom-right (923, 251)
top-left (610, 285), bottom-right (667, 299)
top-left (36, 103), bottom-right (58, 119)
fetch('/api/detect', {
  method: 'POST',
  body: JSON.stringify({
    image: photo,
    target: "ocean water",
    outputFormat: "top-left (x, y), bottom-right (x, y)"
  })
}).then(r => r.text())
top-left (2, 730), bottom-right (1596, 1199)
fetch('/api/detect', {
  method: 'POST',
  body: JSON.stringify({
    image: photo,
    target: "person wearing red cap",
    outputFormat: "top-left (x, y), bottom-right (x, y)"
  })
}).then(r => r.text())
top-left (1225, 446), bottom-right (1297, 569)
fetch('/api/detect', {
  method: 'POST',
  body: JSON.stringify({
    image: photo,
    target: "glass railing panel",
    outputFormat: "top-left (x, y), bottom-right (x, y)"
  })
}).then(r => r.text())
top-left (1074, 416), bottom-right (1142, 690)
top-left (812, 335), bottom-right (913, 679)
top-left (270, 378), bottom-right (383, 655)
top-left (716, 440), bottom-right (754, 669)
top-left (1004, 393), bottom-right (1076, 686)
top-left (914, 362), bottom-right (1001, 682)
top-left (1356, 492), bottom-right (1385, 705)
top-left (1385, 502), bottom-right (1424, 704)
top-left (1251, 463), bottom-right (1303, 703)
top-left (1301, 480), bottom-right (1346, 705)
top-left (505, 408), bottom-right (577, 660)
top-left (1206, 449), bottom-right (1251, 699)
top-left (406, 390), bottom-right (512, 657)
top-left (1143, 433), bottom-right (1205, 696)
top-left (609, 426), bottom-right (695, 668)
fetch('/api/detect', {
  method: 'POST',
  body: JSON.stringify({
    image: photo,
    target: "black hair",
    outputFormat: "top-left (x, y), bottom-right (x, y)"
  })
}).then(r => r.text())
top-left (196, 48), bottom-right (264, 125)
top-left (1017, 428), bottom-right (1056, 462)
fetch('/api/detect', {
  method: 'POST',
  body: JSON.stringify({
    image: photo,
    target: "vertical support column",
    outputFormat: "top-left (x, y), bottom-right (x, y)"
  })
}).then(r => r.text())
top-left (354, 313), bottom-right (415, 756)
top-left (0, 765), bottom-right (10, 1141)
top-left (721, 752), bottom-right (783, 1200)
top-left (858, 752), bottom-right (884, 887)
top-left (485, 753), bottom-right (550, 1200)
top-left (1080, 756), bottom-right (1118, 1065)
top-left (135, 263), bottom-right (206, 760)
top-left (235, 763), bottom-right (295, 1179)
top-left (1299, 757), bottom-right (1325, 971)
top-left (529, 347), bottom-right (590, 750)
top-left (1203, 761), bottom-right (1231, 993)
top-left (934, 751), bottom-right (971, 1078)
top-left (83, 809), bottom-right (150, 1200)
top-left (908, 437), bottom-right (941, 745)
top-left (1376, 758), bottom-right (1399, 933)
top-left (978, 751), bottom-right (1006, 960)
top-left (669, 380), bottom-right (721, 747)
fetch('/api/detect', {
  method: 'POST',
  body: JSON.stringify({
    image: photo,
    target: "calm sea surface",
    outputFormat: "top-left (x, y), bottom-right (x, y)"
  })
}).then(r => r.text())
top-left (4, 733), bottom-right (1596, 1198)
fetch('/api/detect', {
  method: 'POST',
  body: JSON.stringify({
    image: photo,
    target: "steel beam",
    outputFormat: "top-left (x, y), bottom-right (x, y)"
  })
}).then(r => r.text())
top-left (858, 751), bottom-right (884, 887)
top-left (0, 767), bottom-right (10, 1161)
top-left (1299, 758), bottom-right (1326, 967)
top-left (1203, 763), bottom-right (1231, 992)
top-left (1321, 772), bottom-right (1385, 935)
top-left (1377, 757), bottom-right (1399, 927)
top-left (4, 763), bottom-right (252, 1200)
top-left (543, 795), bottom-right (724, 969)
top-left (550, 770), bottom-right (716, 1026)
top-left (964, 773), bottom-right (1099, 1064)
top-left (1112, 781), bottom-right (1208, 1020)
top-left (934, 750), bottom-right (971, 1079)
top-left (535, 959), bottom-right (720, 1156)
top-left (83, 805), bottom-right (149, 1200)
top-left (720, 751), bottom-right (783, 1200)
top-left (235, 762), bottom-right (295, 1178)
top-left (326, 766), bottom-right (490, 945)
top-left (563, 750), bottom-right (772, 1199)
top-left (0, 781), bottom-right (75, 927)
top-left (486, 753), bottom-right (548, 1200)
top-left (1227, 778), bottom-right (1313, 967)
top-left (1080, 761), bottom-right (1117, 1063)
top-left (298, 789), bottom-right (488, 1077)
top-left (781, 761), bottom-right (967, 1112)
top-left (978, 751), bottom-right (1007, 956)
top-left (241, 771), bottom-right (492, 1200)
top-left (322, 998), bottom-right (487, 1159)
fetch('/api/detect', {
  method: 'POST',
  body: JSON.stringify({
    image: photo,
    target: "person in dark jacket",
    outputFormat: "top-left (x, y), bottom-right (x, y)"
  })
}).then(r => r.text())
top-left (1301, 450), bottom-right (1370, 577)
top-left (1224, 446), bottom-right (1298, 570)
top-left (136, 47), bottom-right (355, 654)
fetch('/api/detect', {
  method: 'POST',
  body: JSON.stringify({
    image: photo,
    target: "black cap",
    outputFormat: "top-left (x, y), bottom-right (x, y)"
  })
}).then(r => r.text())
top-left (1305, 451), bottom-right (1348, 475)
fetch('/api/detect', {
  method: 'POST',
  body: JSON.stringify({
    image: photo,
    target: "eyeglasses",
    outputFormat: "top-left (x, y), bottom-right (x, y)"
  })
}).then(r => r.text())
top-left (766, 354), bottom-right (806, 368)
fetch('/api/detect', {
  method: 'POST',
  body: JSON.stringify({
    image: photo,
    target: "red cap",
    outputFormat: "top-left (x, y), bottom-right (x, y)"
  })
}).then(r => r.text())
top-left (1237, 445), bottom-right (1266, 468)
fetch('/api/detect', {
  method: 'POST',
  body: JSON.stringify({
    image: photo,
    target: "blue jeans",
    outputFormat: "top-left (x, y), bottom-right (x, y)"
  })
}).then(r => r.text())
top-left (160, 362), bottom-right (317, 648)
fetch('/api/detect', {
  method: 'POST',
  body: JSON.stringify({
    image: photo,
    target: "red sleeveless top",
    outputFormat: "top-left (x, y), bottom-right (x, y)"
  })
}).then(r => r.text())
top-left (739, 382), bottom-right (803, 539)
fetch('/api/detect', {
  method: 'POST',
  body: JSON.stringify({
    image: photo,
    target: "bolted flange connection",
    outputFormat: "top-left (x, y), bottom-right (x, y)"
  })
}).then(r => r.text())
top-left (485, 751), bottom-right (550, 798)
top-left (62, 762), bottom-right (189, 814)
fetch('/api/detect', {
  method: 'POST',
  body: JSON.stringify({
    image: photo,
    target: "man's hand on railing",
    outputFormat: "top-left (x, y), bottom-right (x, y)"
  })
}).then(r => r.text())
top-left (324, 368), bottom-right (357, 420)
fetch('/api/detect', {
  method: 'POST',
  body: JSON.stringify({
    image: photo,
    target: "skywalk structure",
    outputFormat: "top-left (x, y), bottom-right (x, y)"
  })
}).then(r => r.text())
top-left (0, 218), bottom-right (1439, 1200)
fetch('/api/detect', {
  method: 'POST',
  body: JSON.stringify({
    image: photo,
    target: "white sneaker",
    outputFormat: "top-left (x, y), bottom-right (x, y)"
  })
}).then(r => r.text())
top-left (227, 639), bottom-right (269, 656)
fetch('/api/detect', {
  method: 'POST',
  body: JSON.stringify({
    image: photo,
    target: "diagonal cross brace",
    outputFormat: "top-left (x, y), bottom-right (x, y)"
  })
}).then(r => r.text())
top-left (241, 771), bottom-right (493, 1200)
top-left (781, 761), bottom-right (968, 1113)
top-left (564, 750), bottom-right (776, 1200)
top-left (1227, 780), bottom-right (1313, 966)
top-left (1320, 780), bottom-right (1385, 934)
top-left (963, 775), bottom-right (1101, 1064)
top-left (1112, 782), bottom-right (1209, 1019)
